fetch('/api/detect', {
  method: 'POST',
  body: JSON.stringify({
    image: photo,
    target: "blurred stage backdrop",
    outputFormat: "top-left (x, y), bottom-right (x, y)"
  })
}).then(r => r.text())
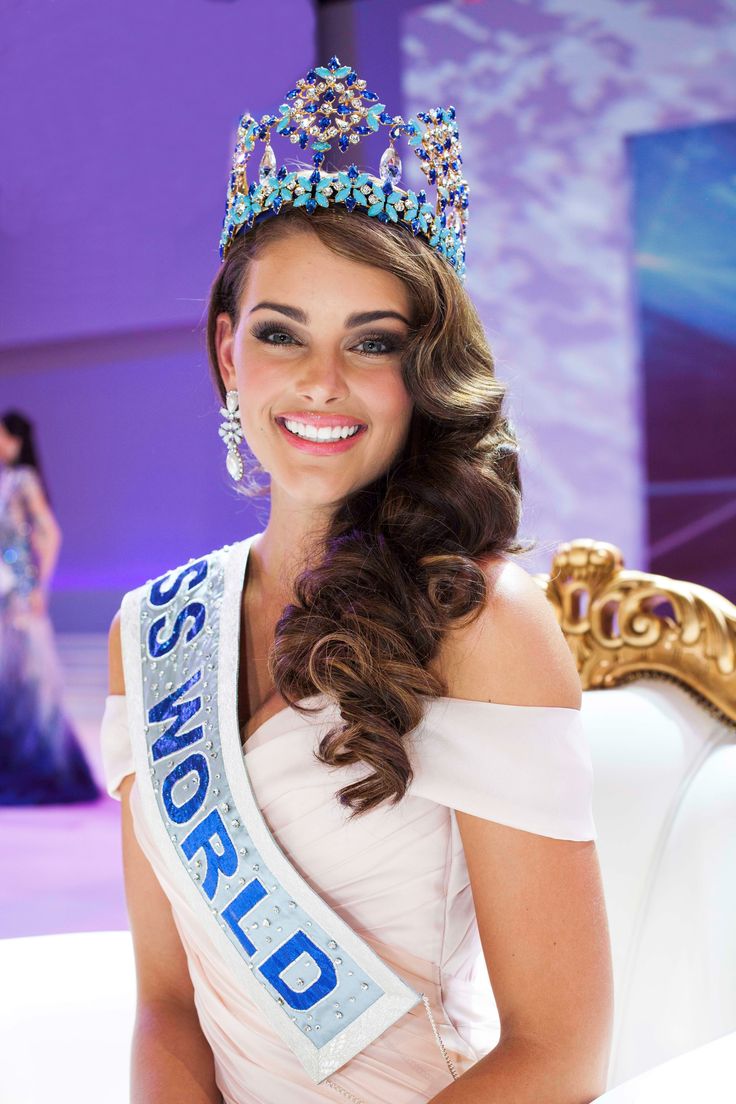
top-left (1, 0), bottom-right (735, 633)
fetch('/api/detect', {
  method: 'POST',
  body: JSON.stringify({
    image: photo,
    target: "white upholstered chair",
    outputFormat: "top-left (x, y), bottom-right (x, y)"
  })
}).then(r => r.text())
top-left (0, 539), bottom-right (734, 1101)
top-left (533, 539), bottom-right (736, 1095)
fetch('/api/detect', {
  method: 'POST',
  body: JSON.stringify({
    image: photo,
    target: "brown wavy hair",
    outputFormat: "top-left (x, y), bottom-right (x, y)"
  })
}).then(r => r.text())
top-left (207, 204), bottom-right (530, 815)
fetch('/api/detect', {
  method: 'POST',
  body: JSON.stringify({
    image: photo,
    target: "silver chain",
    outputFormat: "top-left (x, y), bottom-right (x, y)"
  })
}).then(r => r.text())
top-left (325, 992), bottom-right (459, 1102)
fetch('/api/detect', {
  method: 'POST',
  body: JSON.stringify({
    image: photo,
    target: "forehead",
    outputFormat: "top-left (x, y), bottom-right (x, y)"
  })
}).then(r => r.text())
top-left (240, 229), bottom-right (411, 320)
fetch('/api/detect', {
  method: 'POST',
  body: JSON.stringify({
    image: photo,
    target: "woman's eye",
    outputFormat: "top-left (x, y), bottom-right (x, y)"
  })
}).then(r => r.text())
top-left (354, 335), bottom-right (398, 356)
top-left (252, 325), bottom-right (298, 347)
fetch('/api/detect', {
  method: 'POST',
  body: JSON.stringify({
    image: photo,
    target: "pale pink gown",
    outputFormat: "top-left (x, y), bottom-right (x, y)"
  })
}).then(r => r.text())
top-left (100, 686), bottom-right (596, 1103)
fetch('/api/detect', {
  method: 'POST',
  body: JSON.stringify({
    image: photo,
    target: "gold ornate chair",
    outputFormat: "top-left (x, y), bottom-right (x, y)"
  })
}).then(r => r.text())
top-left (535, 539), bottom-right (736, 1093)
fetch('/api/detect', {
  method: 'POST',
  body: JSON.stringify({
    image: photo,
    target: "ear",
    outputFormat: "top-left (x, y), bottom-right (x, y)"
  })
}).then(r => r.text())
top-left (215, 313), bottom-right (238, 392)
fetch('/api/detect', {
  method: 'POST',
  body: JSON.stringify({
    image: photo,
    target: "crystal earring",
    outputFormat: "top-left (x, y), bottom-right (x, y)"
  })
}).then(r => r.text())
top-left (218, 389), bottom-right (245, 481)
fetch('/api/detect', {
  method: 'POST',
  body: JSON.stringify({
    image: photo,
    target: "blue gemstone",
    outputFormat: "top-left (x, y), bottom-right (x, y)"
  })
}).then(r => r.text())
top-left (442, 160), bottom-right (449, 172)
top-left (318, 116), bottom-right (331, 129)
top-left (280, 127), bottom-right (294, 136)
top-left (310, 169), bottom-right (321, 184)
top-left (298, 132), bottom-right (309, 148)
top-left (417, 190), bottom-right (427, 203)
top-left (344, 195), bottom-right (356, 212)
top-left (306, 69), bottom-right (317, 82)
top-left (448, 106), bottom-right (456, 119)
top-left (355, 125), bottom-right (371, 135)
top-left (444, 138), bottom-right (452, 150)
top-left (417, 149), bottom-right (428, 161)
top-left (363, 91), bottom-right (378, 101)
top-left (305, 198), bottom-right (317, 214)
top-left (428, 168), bottom-right (437, 184)
top-left (328, 55), bottom-right (340, 69)
top-left (346, 73), bottom-right (357, 86)
top-left (434, 143), bottom-right (443, 154)
top-left (377, 211), bottom-right (389, 223)
top-left (272, 195), bottom-right (283, 213)
top-left (337, 104), bottom-right (351, 115)
top-left (339, 135), bottom-right (350, 151)
top-left (248, 182), bottom-right (257, 195)
top-left (313, 152), bottom-right (325, 166)
top-left (323, 90), bottom-right (335, 102)
top-left (382, 180), bottom-right (393, 196)
top-left (305, 103), bottom-right (318, 113)
top-left (437, 109), bottom-right (445, 122)
top-left (347, 164), bottom-right (359, 179)
top-left (257, 125), bottom-right (268, 139)
top-left (277, 167), bottom-right (288, 180)
top-left (379, 112), bottom-right (393, 124)
top-left (286, 88), bottom-right (299, 99)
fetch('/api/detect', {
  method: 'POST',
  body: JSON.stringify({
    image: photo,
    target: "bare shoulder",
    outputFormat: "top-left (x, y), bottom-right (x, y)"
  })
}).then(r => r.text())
top-left (108, 608), bottom-right (126, 695)
top-left (435, 554), bottom-right (581, 709)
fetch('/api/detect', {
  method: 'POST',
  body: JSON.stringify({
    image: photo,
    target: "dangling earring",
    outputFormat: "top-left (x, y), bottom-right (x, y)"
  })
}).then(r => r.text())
top-left (219, 389), bottom-right (244, 481)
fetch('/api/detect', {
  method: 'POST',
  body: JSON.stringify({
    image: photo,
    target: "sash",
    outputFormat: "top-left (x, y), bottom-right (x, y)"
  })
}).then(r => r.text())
top-left (120, 535), bottom-right (420, 1083)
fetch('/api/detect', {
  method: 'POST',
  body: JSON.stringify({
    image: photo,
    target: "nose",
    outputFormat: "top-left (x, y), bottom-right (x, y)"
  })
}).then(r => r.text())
top-left (294, 352), bottom-right (350, 404)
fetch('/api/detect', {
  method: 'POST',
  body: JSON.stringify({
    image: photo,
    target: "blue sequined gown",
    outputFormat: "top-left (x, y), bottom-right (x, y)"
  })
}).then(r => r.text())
top-left (0, 464), bottom-right (99, 804)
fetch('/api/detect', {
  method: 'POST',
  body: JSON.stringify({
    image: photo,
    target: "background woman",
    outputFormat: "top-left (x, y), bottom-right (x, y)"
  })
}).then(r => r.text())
top-left (0, 410), bottom-right (99, 804)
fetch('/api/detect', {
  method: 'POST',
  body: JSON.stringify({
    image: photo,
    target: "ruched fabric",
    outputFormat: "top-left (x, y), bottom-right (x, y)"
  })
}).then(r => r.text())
top-left (99, 691), bottom-right (596, 1103)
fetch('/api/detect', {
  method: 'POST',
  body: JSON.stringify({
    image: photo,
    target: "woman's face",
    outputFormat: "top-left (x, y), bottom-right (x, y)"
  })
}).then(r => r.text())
top-left (0, 424), bottom-right (21, 464)
top-left (215, 228), bottom-right (414, 511)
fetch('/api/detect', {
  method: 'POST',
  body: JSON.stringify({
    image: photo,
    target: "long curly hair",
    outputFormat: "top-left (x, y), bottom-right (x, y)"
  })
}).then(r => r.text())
top-left (206, 205), bottom-right (531, 815)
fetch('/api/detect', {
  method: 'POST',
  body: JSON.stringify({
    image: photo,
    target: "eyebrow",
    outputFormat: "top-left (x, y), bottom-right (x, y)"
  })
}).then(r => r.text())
top-left (249, 301), bottom-right (411, 328)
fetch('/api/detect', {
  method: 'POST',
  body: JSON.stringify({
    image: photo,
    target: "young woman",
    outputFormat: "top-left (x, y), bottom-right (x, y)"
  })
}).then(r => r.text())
top-left (0, 410), bottom-right (99, 803)
top-left (101, 61), bottom-right (612, 1104)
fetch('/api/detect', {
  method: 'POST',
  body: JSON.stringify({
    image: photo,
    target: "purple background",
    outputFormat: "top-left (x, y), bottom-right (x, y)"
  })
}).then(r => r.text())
top-left (2, 0), bottom-right (735, 631)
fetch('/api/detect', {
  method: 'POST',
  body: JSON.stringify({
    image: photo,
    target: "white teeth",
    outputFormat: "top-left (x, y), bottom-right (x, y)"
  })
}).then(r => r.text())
top-left (282, 419), bottom-right (361, 442)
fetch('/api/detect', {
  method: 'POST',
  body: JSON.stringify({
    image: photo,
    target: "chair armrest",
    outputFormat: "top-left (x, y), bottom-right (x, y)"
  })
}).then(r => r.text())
top-left (591, 1030), bottom-right (736, 1104)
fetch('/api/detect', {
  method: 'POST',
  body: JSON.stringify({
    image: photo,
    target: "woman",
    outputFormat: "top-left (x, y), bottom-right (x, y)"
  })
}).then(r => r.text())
top-left (101, 59), bottom-right (612, 1104)
top-left (0, 410), bottom-right (99, 803)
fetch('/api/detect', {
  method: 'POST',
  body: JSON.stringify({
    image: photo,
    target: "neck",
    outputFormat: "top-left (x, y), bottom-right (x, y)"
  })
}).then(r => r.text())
top-left (246, 488), bottom-right (337, 605)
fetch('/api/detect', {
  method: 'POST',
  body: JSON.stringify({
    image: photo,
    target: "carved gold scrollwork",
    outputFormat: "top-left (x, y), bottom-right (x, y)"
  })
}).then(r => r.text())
top-left (534, 538), bottom-right (736, 725)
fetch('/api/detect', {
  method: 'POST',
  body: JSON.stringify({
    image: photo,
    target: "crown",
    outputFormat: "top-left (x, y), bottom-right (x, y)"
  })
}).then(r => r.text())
top-left (219, 56), bottom-right (469, 279)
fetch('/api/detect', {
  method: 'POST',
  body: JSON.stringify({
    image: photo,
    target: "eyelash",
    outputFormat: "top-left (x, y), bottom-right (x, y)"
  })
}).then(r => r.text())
top-left (250, 321), bottom-right (402, 357)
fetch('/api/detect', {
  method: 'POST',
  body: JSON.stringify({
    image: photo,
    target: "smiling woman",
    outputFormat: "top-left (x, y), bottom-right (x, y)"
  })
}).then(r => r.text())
top-left (206, 203), bottom-right (524, 813)
top-left (99, 56), bottom-right (612, 1104)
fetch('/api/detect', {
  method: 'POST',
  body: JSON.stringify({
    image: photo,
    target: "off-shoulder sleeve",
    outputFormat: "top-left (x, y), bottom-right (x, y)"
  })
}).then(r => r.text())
top-left (409, 697), bottom-right (597, 841)
top-left (99, 694), bottom-right (134, 800)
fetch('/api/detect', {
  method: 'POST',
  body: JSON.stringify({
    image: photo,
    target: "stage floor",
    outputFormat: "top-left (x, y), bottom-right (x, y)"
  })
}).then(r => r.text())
top-left (0, 633), bottom-right (129, 938)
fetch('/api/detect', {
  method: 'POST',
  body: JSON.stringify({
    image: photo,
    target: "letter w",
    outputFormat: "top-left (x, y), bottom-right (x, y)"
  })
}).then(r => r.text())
top-left (150, 670), bottom-right (203, 762)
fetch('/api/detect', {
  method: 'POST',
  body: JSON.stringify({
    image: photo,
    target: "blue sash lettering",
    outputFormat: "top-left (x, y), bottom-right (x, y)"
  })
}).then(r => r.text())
top-left (148, 602), bottom-right (206, 658)
top-left (139, 547), bottom-right (396, 1056)
top-left (150, 672), bottom-right (203, 761)
top-left (162, 753), bottom-right (210, 824)
top-left (181, 809), bottom-right (239, 898)
top-left (222, 879), bottom-right (269, 954)
top-left (150, 559), bottom-right (208, 606)
top-left (260, 932), bottom-right (338, 1010)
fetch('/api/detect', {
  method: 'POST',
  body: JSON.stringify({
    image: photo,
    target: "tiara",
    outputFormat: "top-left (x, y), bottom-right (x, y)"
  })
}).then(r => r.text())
top-left (219, 56), bottom-right (469, 279)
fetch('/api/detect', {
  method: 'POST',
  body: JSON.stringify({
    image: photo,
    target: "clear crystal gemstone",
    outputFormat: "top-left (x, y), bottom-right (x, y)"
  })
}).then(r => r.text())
top-left (226, 451), bottom-right (242, 480)
top-left (379, 145), bottom-right (402, 185)
top-left (259, 144), bottom-right (277, 182)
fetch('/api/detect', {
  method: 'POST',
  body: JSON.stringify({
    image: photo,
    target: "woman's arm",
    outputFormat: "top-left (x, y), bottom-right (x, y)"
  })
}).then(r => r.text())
top-left (109, 612), bottom-right (222, 1104)
top-left (428, 559), bottom-right (614, 1104)
top-left (20, 469), bottom-right (62, 590)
